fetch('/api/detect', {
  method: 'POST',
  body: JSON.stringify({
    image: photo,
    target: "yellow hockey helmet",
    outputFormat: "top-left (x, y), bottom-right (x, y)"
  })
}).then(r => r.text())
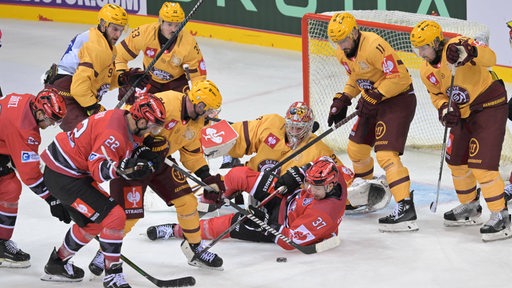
top-left (327, 12), bottom-right (358, 42)
top-left (98, 4), bottom-right (128, 27)
top-left (159, 2), bottom-right (185, 23)
top-left (189, 80), bottom-right (222, 110)
top-left (410, 20), bottom-right (444, 48)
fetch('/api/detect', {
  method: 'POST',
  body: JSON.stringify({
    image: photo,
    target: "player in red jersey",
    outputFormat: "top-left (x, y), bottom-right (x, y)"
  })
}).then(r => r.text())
top-left (144, 157), bottom-right (347, 250)
top-left (39, 94), bottom-right (165, 288)
top-left (0, 87), bottom-right (68, 268)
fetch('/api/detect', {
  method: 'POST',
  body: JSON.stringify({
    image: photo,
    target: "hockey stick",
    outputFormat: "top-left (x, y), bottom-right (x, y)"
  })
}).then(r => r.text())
top-left (93, 237), bottom-right (195, 287)
top-left (183, 64), bottom-right (193, 89)
top-left (116, 0), bottom-right (205, 109)
top-left (430, 65), bottom-right (456, 213)
top-left (224, 199), bottom-right (340, 254)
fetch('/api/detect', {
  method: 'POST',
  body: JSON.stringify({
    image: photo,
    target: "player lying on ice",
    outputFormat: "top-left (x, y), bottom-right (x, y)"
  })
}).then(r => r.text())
top-left (148, 157), bottom-right (348, 249)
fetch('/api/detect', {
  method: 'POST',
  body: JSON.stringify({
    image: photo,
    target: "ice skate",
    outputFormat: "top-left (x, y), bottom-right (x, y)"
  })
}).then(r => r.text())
top-left (504, 183), bottom-right (512, 206)
top-left (181, 240), bottom-right (223, 271)
top-left (147, 223), bottom-right (177, 240)
top-left (0, 239), bottom-right (30, 268)
top-left (480, 209), bottom-right (512, 242)
top-left (443, 192), bottom-right (482, 226)
top-left (88, 249), bottom-right (104, 276)
top-left (41, 248), bottom-right (84, 282)
top-left (103, 262), bottom-right (131, 288)
top-left (378, 192), bottom-right (418, 232)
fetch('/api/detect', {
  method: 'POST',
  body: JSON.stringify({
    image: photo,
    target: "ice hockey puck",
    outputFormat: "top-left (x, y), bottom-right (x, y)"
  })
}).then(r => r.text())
top-left (276, 257), bottom-right (287, 263)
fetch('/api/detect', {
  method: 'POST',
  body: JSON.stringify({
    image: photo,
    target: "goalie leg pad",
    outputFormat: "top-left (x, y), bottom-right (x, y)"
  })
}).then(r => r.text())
top-left (346, 175), bottom-right (391, 213)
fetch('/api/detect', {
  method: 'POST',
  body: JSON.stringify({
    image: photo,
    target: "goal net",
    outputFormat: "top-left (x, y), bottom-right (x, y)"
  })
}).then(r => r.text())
top-left (302, 11), bottom-right (512, 165)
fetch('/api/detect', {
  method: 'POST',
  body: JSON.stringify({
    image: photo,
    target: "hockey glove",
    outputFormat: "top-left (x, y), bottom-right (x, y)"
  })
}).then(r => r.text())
top-left (356, 89), bottom-right (383, 118)
top-left (45, 195), bottom-right (71, 224)
top-left (275, 166), bottom-right (305, 193)
top-left (132, 145), bottom-right (164, 172)
top-left (143, 135), bottom-right (170, 158)
top-left (118, 68), bottom-right (150, 88)
top-left (446, 38), bottom-right (477, 67)
top-left (117, 85), bottom-right (136, 105)
top-left (508, 97), bottom-right (512, 121)
top-left (438, 101), bottom-right (460, 128)
top-left (85, 102), bottom-right (106, 116)
top-left (202, 174), bottom-right (225, 205)
top-left (327, 93), bottom-right (352, 126)
top-left (118, 157), bottom-right (155, 180)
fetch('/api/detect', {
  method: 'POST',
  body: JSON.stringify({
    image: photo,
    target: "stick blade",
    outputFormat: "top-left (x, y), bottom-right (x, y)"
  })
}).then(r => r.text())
top-left (152, 275), bottom-right (196, 287)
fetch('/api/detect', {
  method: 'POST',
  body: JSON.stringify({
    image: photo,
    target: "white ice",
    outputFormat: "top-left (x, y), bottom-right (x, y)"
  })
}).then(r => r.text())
top-left (0, 19), bottom-right (511, 288)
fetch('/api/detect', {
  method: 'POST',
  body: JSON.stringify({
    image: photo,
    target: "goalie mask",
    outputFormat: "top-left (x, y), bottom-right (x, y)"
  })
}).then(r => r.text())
top-left (285, 101), bottom-right (314, 150)
top-left (31, 88), bottom-right (67, 124)
top-left (304, 157), bottom-right (339, 199)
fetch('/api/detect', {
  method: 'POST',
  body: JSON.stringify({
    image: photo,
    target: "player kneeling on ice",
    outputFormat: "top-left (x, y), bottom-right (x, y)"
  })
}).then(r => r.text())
top-left (40, 95), bottom-right (166, 288)
top-left (0, 87), bottom-right (68, 268)
top-left (147, 157), bottom-right (347, 249)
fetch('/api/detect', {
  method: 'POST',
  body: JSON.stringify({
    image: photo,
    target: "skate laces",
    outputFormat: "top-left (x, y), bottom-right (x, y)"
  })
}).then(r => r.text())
top-left (4, 240), bottom-right (20, 254)
top-left (388, 201), bottom-right (406, 218)
top-left (452, 200), bottom-right (479, 216)
top-left (195, 241), bottom-right (216, 263)
top-left (156, 224), bottom-right (175, 240)
top-left (91, 251), bottom-right (104, 268)
top-left (63, 260), bottom-right (77, 276)
top-left (104, 272), bottom-right (128, 287)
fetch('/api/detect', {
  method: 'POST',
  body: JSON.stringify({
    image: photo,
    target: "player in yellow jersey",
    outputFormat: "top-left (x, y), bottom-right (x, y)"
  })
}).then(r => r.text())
top-left (42, 4), bottom-right (148, 131)
top-left (87, 80), bottom-right (225, 273)
top-left (326, 12), bottom-right (418, 232)
top-left (411, 20), bottom-right (510, 241)
top-left (115, 2), bottom-right (206, 103)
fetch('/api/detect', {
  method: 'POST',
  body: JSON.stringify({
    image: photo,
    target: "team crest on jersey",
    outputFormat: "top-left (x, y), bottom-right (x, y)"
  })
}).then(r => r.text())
top-left (427, 72), bottom-right (440, 85)
top-left (303, 197), bottom-right (313, 206)
top-left (165, 119), bottom-right (178, 130)
top-left (341, 62), bottom-right (351, 74)
top-left (124, 186), bottom-right (143, 215)
top-left (257, 159), bottom-right (279, 173)
top-left (382, 55), bottom-right (399, 75)
top-left (447, 86), bottom-right (469, 104)
top-left (151, 67), bottom-right (172, 81)
top-left (171, 54), bottom-right (182, 67)
top-left (27, 137), bottom-right (39, 145)
top-left (290, 224), bottom-right (315, 244)
top-left (356, 79), bottom-right (374, 90)
top-left (21, 151), bottom-right (39, 163)
top-left (264, 133), bottom-right (280, 149)
top-left (145, 47), bottom-right (157, 58)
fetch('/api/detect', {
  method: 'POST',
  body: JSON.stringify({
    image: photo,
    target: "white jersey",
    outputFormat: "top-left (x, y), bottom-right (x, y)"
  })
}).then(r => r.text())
top-left (57, 30), bottom-right (90, 75)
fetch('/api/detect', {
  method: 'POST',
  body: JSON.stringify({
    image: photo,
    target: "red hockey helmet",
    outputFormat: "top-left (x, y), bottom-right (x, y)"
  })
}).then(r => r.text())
top-left (285, 101), bottom-right (314, 149)
top-left (130, 93), bottom-right (166, 126)
top-left (32, 88), bottom-right (67, 122)
top-left (305, 156), bottom-right (339, 187)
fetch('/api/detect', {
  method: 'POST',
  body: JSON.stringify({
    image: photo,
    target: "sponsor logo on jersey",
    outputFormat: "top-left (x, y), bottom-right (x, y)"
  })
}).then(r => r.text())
top-left (124, 186), bottom-right (143, 211)
top-left (375, 121), bottom-right (386, 139)
top-left (341, 62), bottom-right (351, 74)
top-left (71, 198), bottom-right (96, 218)
top-left (356, 79), bottom-right (374, 90)
top-left (382, 54), bottom-right (399, 75)
top-left (303, 197), bottom-right (313, 206)
top-left (446, 86), bottom-right (469, 104)
top-left (469, 137), bottom-right (480, 157)
top-left (21, 151), bottom-right (39, 163)
top-left (27, 136), bottom-right (39, 145)
top-left (290, 224), bottom-right (315, 244)
top-left (151, 67), bottom-right (172, 81)
top-left (145, 47), bottom-right (157, 58)
top-left (264, 133), bottom-right (280, 149)
top-left (427, 72), bottom-right (440, 85)
top-left (165, 119), bottom-right (178, 130)
top-left (89, 153), bottom-right (99, 161)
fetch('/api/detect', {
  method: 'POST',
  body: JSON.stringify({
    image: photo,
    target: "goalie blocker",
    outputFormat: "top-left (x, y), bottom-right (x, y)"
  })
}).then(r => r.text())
top-left (200, 119), bottom-right (239, 159)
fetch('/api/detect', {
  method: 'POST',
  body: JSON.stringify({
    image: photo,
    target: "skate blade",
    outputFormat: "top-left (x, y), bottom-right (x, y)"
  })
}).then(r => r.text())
top-left (41, 273), bottom-right (83, 282)
top-left (0, 259), bottom-right (30, 268)
top-left (188, 261), bottom-right (224, 271)
top-left (345, 206), bottom-right (372, 215)
top-left (379, 221), bottom-right (419, 232)
top-left (481, 228), bottom-right (512, 242)
top-left (444, 217), bottom-right (482, 227)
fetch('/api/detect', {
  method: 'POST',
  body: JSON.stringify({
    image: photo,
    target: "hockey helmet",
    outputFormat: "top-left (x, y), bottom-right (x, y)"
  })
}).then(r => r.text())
top-left (130, 93), bottom-right (166, 127)
top-left (304, 156), bottom-right (339, 196)
top-left (31, 88), bottom-right (67, 122)
top-left (188, 80), bottom-right (222, 116)
top-left (327, 12), bottom-right (358, 42)
top-left (285, 101), bottom-right (314, 149)
top-left (410, 20), bottom-right (443, 48)
top-left (98, 4), bottom-right (128, 28)
top-left (507, 20), bottom-right (512, 48)
top-left (159, 2), bottom-right (185, 23)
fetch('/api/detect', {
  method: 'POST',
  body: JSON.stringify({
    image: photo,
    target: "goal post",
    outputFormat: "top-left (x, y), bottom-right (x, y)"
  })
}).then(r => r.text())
top-left (301, 11), bottom-right (512, 165)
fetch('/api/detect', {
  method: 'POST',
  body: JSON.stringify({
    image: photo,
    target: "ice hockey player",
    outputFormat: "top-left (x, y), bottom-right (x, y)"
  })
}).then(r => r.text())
top-left (42, 4), bottom-right (149, 131)
top-left (411, 20), bottom-right (510, 241)
top-left (147, 157), bottom-right (347, 250)
top-left (88, 80), bottom-right (225, 275)
top-left (503, 19), bottom-right (512, 205)
top-left (0, 87), bottom-right (69, 268)
top-left (40, 94), bottom-right (166, 287)
top-left (115, 2), bottom-right (206, 103)
top-left (326, 12), bottom-right (418, 232)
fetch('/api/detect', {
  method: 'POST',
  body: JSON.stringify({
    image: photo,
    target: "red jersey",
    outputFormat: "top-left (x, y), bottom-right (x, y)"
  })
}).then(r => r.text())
top-left (41, 109), bottom-right (140, 183)
top-left (0, 93), bottom-right (47, 197)
top-left (277, 183), bottom-right (347, 250)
